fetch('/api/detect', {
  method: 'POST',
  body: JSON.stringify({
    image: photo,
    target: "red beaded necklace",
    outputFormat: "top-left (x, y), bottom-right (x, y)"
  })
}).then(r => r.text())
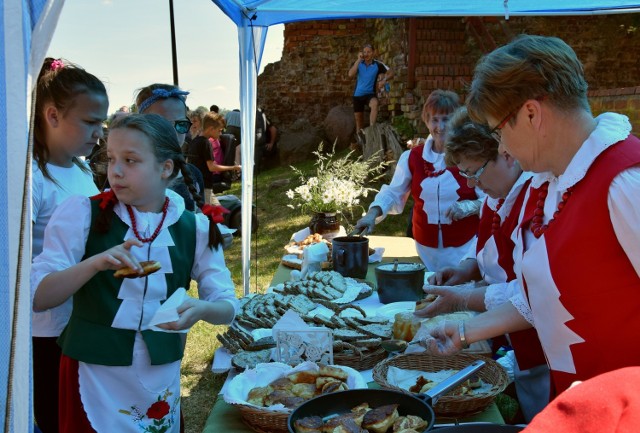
top-left (491, 199), bottom-right (505, 234)
top-left (126, 197), bottom-right (170, 243)
top-left (530, 182), bottom-right (574, 238)
top-left (423, 161), bottom-right (446, 178)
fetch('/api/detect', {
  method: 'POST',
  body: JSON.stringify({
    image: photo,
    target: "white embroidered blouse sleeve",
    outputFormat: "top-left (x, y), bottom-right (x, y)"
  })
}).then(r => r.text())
top-left (608, 167), bottom-right (640, 278)
top-left (191, 213), bottom-right (239, 314)
top-left (484, 280), bottom-right (534, 325)
top-left (369, 150), bottom-right (412, 218)
top-left (30, 195), bottom-right (92, 299)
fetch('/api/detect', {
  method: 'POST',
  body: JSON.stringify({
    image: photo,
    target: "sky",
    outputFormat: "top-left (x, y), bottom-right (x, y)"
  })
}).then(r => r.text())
top-left (46, 0), bottom-right (284, 114)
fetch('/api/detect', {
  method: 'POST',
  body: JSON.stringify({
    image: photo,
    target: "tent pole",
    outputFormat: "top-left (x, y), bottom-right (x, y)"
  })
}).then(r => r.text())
top-left (169, 0), bottom-right (179, 85)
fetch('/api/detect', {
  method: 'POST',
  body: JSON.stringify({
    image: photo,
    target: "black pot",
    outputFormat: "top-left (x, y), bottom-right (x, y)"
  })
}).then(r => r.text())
top-left (375, 260), bottom-right (426, 304)
top-left (331, 236), bottom-right (369, 279)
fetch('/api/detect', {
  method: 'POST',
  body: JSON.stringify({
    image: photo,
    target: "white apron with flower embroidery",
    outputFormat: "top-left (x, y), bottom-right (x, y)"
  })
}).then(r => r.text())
top-left (79, 333), bottom-right (181, 432)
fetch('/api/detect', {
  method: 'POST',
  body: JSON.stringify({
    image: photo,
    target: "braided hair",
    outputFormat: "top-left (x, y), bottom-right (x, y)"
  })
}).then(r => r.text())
top-left (94, 113), bottom-right (223, 249)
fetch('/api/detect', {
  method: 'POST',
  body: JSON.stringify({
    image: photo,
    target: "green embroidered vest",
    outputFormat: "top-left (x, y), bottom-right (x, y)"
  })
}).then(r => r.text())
top-left (58, 200), bottom-right (196, 366)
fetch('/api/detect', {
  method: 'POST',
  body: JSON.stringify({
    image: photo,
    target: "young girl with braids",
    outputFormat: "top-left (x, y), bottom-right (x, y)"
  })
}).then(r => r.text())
top-left (31, 113), bottom-right (238, 433)
top-left (31, 57), bottom-right (108, 433)
top-left (134, 83), bottom-right (234, 249)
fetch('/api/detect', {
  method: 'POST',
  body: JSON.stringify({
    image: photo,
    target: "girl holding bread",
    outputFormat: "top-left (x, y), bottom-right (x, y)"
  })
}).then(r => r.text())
top-left (31, 113), bottom-right (238, 432)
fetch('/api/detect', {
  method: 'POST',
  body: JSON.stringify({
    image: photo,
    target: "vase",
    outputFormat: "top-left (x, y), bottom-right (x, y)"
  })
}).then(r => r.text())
top-left (309, 212), bottom-right (341, 240)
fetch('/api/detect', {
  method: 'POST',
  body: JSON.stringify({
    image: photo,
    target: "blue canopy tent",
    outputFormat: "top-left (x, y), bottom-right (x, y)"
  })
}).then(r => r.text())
top-left (2, 0), bottom-right (639, 430)
top-left (208, 0), bottom-right (640, 297)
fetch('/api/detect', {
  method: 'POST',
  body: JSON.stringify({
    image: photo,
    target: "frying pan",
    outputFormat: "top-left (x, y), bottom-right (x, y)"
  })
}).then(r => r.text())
top-left (288, 359), bottom-right (486, 433)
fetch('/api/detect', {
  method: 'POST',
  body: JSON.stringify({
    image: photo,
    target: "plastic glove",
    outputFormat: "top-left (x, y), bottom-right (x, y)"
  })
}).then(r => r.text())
top-left (419, 320), bottom-right (464, 356)
top-left (354, 212), bottom-right (377, 235)
top-left (414, 282), bottom-right (476, 318)
top-left (445, 199), bottom-right (482, 221)
top-left (428, 267), bottom-right (469, 286)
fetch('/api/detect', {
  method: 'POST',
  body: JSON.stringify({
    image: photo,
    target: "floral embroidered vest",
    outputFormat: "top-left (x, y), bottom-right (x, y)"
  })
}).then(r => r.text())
top-left (58, 199), bottom-right (196, 366)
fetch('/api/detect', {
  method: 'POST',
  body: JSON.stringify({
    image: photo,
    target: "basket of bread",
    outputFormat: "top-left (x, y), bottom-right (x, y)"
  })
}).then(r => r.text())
top-left (372, 353), bottom-right (509, 417)
top-left (223, 361), bottom-right (367, 433)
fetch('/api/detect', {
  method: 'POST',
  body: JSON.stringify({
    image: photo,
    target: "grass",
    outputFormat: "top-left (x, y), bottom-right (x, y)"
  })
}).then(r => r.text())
top-left (180, 155), bottom-right (412, 433)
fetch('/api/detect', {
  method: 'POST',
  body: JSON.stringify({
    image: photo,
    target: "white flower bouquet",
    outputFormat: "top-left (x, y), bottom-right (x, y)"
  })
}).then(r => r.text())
top-left (286, 144), bottom-right (386, 217)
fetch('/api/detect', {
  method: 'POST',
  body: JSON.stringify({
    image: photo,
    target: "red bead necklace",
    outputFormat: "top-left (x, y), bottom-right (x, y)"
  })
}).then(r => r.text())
top-left (530, 182), bottom-right (574, 238)
top-left (126, 197), bottom-right (170, 243)
top-left (423, 161), bottom-right (446, 178)
top-left (491, 198), bottom-right (505, 234)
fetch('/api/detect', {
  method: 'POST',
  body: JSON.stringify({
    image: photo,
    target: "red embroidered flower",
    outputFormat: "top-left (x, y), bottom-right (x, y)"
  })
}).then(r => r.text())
top-left (201, 204), bottom-right (229, 224)
top-left (146, 400), bottom-right (170, 420)
top-left (91, 189), bottom-right (118, 210)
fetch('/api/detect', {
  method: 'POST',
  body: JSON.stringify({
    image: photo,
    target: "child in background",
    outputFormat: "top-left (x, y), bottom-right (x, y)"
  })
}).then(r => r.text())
top-left (31, 113), bottom-right (238, 433)
top-left (31, 57), bottom-right (108, 433)
top-left (187, 111), bottom-right (241, 204)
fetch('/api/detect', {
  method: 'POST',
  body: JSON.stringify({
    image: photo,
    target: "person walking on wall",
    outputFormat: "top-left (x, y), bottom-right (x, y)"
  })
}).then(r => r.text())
top-left (348, 43), bottom-right (394, 145)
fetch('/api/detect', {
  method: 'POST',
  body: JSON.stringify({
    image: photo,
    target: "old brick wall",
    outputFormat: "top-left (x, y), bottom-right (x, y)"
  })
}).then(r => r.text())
top-left (258, 14), bottom-right (640, 139)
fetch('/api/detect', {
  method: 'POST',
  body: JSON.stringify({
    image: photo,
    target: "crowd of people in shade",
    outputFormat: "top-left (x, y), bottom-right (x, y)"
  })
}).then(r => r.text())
top-left (29, 33), bottom-right (640, 433)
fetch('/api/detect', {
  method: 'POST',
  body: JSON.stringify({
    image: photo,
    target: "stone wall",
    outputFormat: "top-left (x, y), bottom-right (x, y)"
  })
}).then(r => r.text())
top-left (258, 14), bottom-right (640, 156)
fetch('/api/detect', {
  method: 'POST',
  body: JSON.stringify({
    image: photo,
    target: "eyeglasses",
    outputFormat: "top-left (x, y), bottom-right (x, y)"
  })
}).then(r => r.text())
top-left (174, 119), bottom-right (192, 134)
top-left (489, 108), bottom-right (520, 142)
top-left (459, 159), bottom-right (490, 182)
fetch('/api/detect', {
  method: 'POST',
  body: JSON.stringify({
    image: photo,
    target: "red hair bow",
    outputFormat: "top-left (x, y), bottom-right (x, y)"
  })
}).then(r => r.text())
top-left (91, 189), bottom-right (118, 210)
top-left (201, 204), bottom-right (229, 224)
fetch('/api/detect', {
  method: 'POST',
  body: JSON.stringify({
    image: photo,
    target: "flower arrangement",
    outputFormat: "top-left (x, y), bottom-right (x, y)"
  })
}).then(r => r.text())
top-left (286, 144), bottom-right (387, 219)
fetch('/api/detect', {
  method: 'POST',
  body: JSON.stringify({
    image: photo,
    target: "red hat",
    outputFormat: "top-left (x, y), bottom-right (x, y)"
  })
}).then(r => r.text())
top-left (523, 367), bottom-right (640, 433)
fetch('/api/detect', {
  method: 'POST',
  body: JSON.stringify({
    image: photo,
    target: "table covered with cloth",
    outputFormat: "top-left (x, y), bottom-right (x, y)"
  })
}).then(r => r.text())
top-left (203, 236), bottom-right (504, 432)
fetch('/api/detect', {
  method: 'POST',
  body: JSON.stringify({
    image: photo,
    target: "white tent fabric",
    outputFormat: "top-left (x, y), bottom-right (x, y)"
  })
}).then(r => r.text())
top-left (2, 0), bottom-right (639, 429)
top-left (210, 0), bottom-right (640, 295)
top-left (2, 0), bottom-right (65, 431)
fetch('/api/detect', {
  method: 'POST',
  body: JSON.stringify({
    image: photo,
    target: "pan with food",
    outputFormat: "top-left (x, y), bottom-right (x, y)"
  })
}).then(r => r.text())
top-left (288, 359), bottom-right (485, 433)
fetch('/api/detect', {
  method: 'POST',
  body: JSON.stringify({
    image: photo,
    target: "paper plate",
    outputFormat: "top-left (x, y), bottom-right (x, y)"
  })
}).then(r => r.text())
top-left (376, 301), bottom-right (416, 322)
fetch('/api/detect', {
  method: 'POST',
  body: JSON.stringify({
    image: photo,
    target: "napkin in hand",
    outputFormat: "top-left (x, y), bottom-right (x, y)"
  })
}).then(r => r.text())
top-left (148, 287), bottom-right (190, 333)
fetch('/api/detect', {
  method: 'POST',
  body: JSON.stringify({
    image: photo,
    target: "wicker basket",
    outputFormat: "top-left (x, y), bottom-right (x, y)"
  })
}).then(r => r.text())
top-left (372, 353), bottom-right (508, 417)
top-left (235, 404), bottom-right (290, 433)
top-left (333, 346), bottom-right (387, 371)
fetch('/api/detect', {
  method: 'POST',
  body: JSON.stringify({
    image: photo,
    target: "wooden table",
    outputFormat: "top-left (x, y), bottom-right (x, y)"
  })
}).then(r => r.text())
top-left (203, 236), bottom-right (503, 432)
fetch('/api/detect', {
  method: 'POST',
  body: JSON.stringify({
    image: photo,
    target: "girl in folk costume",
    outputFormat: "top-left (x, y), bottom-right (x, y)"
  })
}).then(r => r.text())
top-left (355, 90), bottom-right (484, 271)
top-left (31, 57), bottom-right (108, 433)
top-left (422, 35), bottom-right (640, 397)
top-left (31, 113), bottom-right (238, 433)
top-left (416, 107), bottom-right (549, 421)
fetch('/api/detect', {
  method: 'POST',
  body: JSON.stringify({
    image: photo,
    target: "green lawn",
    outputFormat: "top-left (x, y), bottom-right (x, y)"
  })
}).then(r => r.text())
top-left (180, 157), bottom-right (412, 433)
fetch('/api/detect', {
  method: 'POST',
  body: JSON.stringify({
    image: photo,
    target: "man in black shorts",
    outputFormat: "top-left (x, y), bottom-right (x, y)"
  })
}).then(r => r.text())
top-left (348, 43), bottom-right (394, 144)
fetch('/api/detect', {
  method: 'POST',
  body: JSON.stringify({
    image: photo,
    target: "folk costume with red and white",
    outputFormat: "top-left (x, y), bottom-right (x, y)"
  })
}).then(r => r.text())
top-left (31, 189), bottom-right (238, 433)
top-left (369, 136), bottom-right (483, 271)
top-left (514, 113), bottom-right (640, 396)
top-left (476, 172), bottom-right (550, 421)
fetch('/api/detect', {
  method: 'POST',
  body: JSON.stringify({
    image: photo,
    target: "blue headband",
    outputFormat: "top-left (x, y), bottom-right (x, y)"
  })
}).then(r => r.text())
top-left (138, 88), bottom-right (190, 114)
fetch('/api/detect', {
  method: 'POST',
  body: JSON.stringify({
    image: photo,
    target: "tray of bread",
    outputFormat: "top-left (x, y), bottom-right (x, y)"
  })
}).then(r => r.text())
top-left (223, 361), bottom-right (367, 433)
top-left (216, 289), bottom-right (392, 372)
top-left (372, 353), bottom-right (509, 417)
top-left (281, 233), bottom-right (377, 270)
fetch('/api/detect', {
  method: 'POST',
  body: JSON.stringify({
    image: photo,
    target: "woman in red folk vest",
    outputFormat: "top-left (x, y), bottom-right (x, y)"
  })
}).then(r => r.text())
top-left (415, 106), bottom-right (549, 421)
top-left (355, 90), bottom-right (484, 272)
top-left (422, 35), bottom-right (640, 399)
